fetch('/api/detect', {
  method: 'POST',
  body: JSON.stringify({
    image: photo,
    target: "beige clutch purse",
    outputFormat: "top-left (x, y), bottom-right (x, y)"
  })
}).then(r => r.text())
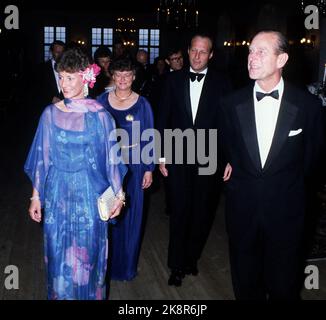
top-left (97, 186), bottom-right (116, 221)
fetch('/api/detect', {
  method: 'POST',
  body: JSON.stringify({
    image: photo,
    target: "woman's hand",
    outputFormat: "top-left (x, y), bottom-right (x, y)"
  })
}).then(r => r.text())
top-left (223, 163), bottom-right (232, 182)
top-left (142, 171), bottom-right (153, 189)
top-left (29, 199), bottom-right (42, 223)
top-left (109, 197), bottom-right (124, 219)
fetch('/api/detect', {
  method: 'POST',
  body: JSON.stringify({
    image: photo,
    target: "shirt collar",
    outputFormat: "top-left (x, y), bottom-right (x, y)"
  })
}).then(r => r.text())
top-left (51, 58), bottom-right (57, 70)
top-left (254, 77), bottom-right (284, 101)
top-left (255, 77), bottom-right (284, 94)
top-left (189, 66), bottom-right (208, 75)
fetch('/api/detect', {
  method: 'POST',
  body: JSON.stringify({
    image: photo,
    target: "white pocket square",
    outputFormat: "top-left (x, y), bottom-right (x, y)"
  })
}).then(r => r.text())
top-left (288, 129), bottom-right (302, 137)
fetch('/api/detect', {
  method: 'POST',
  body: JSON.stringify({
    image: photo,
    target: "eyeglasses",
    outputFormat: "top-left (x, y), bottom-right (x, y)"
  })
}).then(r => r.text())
top-left (113, 72), bottom-right (134, 79)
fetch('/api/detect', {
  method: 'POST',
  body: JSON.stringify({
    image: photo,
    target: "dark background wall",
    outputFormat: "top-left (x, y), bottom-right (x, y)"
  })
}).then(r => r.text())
top-left (0, 0), bottom-right (322, 92)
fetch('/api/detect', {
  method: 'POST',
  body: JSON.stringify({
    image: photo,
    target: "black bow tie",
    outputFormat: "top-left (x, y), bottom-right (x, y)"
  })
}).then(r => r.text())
top-left (256, 90), bottom-right (279, 101)
top-left (189, 72), bottom-right (205, 82)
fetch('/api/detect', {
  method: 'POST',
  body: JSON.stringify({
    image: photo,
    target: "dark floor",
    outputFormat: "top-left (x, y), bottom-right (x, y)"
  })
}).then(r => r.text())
top-left (0, 107), bottom-right (326, 300)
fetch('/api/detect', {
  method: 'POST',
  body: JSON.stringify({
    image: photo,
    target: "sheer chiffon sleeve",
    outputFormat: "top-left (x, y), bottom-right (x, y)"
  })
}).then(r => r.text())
top-left (24, 106), bottom-right (52, 207)
top-left (97, 110), bottom-right (127, 195)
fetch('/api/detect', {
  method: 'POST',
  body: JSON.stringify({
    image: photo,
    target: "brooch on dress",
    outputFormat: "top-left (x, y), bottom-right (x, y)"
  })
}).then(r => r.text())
top-left (125, 114), bottom-right (134, 122)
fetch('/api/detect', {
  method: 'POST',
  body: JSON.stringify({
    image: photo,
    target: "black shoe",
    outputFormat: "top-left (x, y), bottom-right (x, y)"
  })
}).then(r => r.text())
top-left (184, 266), bottom-right (198, 276)
top-left (168, 269), bottom-right (185, 287)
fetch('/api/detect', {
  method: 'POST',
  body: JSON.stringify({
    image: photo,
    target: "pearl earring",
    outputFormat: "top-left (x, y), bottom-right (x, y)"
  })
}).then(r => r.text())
top-left (83, 83), bottom-right (89, 97)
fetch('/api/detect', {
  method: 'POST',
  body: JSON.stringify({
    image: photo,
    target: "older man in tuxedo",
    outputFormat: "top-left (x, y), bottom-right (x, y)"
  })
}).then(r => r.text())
top-left (157, 33), bottom-right (231, 286)
top-left (220, 30), bottom-right (324, 300)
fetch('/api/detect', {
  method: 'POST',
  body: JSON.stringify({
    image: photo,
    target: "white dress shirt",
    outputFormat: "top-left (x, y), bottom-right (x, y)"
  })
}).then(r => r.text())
top-left (254, 77), bottom-right (284, 168)
top-left (189, 67), bottom-right (207, 123)
top-left (51, 58), bottom-right (61, 94)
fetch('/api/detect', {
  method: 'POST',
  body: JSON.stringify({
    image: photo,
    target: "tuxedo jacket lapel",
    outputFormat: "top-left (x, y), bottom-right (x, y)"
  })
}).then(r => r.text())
top-left (195, 71), bottom-right (212, 127)
top-left (183, 71), bottom-right (194, 125)
top-left (235, 83), bottom-right (299, 173)
top-left (263, 87), bottom-right (298, 172)
top-left (236, 95), bottom-right (262, 171)
top-left (46, 60), bottom-right (60, 96)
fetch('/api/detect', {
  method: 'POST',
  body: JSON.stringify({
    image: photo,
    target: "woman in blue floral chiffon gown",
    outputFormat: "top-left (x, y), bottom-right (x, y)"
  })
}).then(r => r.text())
top-left (24, 48), bottom-right (126, 300)
top-left (97, 58), bottom-right (155, 281)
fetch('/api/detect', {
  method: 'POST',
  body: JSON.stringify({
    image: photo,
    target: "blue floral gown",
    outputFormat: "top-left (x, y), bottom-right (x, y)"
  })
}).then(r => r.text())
top-left (24, 99), bottom-right (126, 300)
top-left (97, 93), bottom-right (155, 281)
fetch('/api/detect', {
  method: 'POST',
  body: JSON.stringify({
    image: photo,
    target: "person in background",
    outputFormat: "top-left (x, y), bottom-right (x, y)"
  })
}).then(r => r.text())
top-left (113, 41), bottom-right (127, 60)
top-left (165, 48), bottom-right (184, 72)
top-left (90, 45), bottom-right (115, 98)
top-left (39, 40), bottom-right (65, 106)
top-left (133, 49), bottom-right (152, 98)
top-left (150, 48), bottom-right (184, 111)
top-left (148, 56), bottom-right (167, 112)
top-left (153, 56), bottom-right (168, 77)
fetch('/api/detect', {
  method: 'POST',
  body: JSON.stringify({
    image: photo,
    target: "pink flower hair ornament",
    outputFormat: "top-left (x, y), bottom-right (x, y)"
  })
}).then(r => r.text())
top-left (79, 64), bottom-right (101, 88)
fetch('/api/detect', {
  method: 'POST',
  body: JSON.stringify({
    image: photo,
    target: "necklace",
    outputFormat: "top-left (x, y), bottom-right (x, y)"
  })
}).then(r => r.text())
top-left (114, 90), bottom-right (133, 101)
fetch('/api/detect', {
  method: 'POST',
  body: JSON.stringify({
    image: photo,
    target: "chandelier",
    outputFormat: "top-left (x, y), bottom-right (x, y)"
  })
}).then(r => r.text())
top-left (115, 17), bottom-right (137, 47)
top-left (157, 0), bottom-right (199, 30)
top-left (301, 0), bottom-right (326, 15)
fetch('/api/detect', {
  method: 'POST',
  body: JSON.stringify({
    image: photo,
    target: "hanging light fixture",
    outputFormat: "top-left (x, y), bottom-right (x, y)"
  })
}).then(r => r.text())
top-left (317, 0), bottom-right (326, 15)
top-left (157, 0), bottom-right (199, 30)
top-left (115, 17), bottom-right (137, 47)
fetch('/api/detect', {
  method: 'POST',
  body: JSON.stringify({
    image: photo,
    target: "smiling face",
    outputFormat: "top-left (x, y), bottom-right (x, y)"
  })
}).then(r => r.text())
top-left (112, 70), bottom-right (135, 91)
top-left (248, 32), bottom-right (288, 90)
top-left (58, 71), bottom-right (85, 99)
top-left (188, 36), bottom-right (213, 72)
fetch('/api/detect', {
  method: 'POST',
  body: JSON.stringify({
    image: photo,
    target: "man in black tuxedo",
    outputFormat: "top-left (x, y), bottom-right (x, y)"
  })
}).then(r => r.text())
top-left (39, 40), bottom-right (65, 107)
top-left (27, 41), bottom-right (65, 126)
top-left (157, 33), bottom-right (231, 286)
top-left (150, 48), bottom-right (185, 112)
top-left (220, 30), bottom-right (324, 300)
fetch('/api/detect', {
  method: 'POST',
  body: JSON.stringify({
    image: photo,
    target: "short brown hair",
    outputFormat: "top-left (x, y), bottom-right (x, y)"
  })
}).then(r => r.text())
top-left (56, 47), bottom-right (90, 73)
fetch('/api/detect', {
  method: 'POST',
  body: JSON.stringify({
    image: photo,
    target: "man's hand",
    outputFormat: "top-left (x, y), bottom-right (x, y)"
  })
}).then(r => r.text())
top-left (223, 163), bottom-right (232, 181)
top-left (159, 163), bottom-right (168, 177)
